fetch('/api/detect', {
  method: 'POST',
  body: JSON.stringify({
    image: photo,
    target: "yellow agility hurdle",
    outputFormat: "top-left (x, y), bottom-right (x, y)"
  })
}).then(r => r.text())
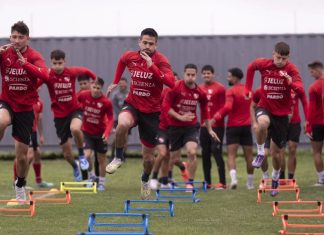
top-left (60, 182), bottom-right (97, 194)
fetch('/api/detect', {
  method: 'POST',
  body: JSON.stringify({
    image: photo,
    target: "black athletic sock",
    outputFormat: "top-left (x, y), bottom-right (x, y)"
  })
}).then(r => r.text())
top-left (279, 170), bottom-right (285, 179)
top-left (168, 171), bottom-right (173, 179)
top-left (161, 177), bottom-right (168, 185)
top-left (16, 177), bottom-right (26, 188)
top-left (116, 148), bottom-right (124, 161)
top-left (188, 178), bottom-right (194, 185)
top-left (152, 172), bottom-right (158, 179)
top-left (78, 148), bottom-right (84, 156)
top-left (141, 172), bottom-right (150, 182)
top-left (178, 165), bottom-right (185, 171)
top-left (288, 173), bottom-right (294, 179)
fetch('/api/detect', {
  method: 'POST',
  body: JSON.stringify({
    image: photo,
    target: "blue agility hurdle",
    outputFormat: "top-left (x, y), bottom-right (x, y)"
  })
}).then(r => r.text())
top-left (124, 200), bottom-right (174, 217)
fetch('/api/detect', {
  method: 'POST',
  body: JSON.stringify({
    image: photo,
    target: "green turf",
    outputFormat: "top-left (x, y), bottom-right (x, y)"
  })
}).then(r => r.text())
top-left (0, 152), bottom-right (323, 235)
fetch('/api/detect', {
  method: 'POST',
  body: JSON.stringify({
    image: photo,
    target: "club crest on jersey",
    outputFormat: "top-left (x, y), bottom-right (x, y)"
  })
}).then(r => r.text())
top-left (64, 77), bottom-right (70, 82)
top-left (208, 89), bottom-right (213, 94)
top-left (193, 93), bottom-right (199, 99)
top-left (5, 58), bottom-right (11, 66)
top-left (97, 102), bottom-right (103, 108)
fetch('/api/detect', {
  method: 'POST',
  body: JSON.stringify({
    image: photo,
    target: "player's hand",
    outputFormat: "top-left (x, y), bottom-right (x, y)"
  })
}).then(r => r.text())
top-left (209, 130), bottom-right (220, 142)
top-left (245, 89), bottom-right (252, 100)
top-left (15, 49), bottom-right (26, 66)
top-left (179, 112), bottom-right (195, 122)
top-left (279, 71), bottom-right (292, 85)
top-left (39, 135), bottom-right (45, 145)
top-left (0, 43), bottom-right (13, 54)
top-left (140, 51), bottom-right (153, 68)
top-left (106, 83), bottom-right (118, 97)
top-left (102, 134), bottom-right (109, 143)
top-left (304, 122), bottom-right (313, 139)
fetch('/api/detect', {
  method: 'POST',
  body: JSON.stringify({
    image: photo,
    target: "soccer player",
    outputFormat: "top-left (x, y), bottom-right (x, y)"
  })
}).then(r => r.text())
top-left (306, 61), bottom-right (324, 185)
top-left (78, 77), bottom-right (113, 191)
top-left (110, 77), bottom-right (130, 161)
top-left (245, 42), bottom-right (305, 196)
top-left (279, 88), bottom-right (308, 180)
top-left (198, 65), bottom-right (226, 190)
top-left (213, 68), bottom-right (254, 189)
top-left (13, 96), bottom-right (53, 188)
top-left (105, 28), bottom-right (175, 199)
top-left (163, 64), bottom-right (219, 190)
top-left (76, 74), bottom-right (97, 181)
top-left (41, 49), bottom-right (96, 182)
top-left (0, 21), bottom-right (49, 201)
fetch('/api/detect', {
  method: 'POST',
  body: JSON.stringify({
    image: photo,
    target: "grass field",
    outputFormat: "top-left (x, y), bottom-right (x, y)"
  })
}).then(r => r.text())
top-left (0, 152), bottom-right (324, 235)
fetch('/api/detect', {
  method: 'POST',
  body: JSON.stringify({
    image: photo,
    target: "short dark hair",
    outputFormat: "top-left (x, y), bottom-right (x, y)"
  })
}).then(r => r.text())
top-left (228, 67), bottom-right (244, 79)
top-left (50, 49), bottom-right (65, 60)
top-left (95, 77), bottom-right (104, 87)
top-left (120, 77), bottom-right (127, 82)
top-left (201, 65), bottom-right (214, 74)
top-left (11, 21), bottom-right (29, 36)
top-left (308, 60), bottom-right (324, 70)
top-left (184, 64), bottom-right (198, 72)
top-left (77, 74), bottom-right (91, 82)
top-left (274, 42), bottom-right (290, 56)
top-left (140, 28), bottom-right (158, 41)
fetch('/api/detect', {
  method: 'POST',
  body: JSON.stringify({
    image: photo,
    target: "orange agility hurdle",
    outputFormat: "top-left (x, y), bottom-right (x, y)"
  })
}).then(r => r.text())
top-left (28, 190), bottom-right (71, 204)
top-left (279, 214), bottom-right (324, 234)
top-left (257, 188), bottom-right (300, 203)
top-left (272, 201), bottom-right (323, 216)
top-left (259, 179), bottom-right (298, 190)
top-left (0, 200), bottom-right (35, 217)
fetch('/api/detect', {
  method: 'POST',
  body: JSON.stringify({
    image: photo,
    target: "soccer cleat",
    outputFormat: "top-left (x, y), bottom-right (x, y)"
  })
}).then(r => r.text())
top-left (180, 162), bottom-right (190, 182)
top-left (252, 154), bottom-right (265, 168)
top-left (160, 183), bottom-right (172, 189)
top-left (105, 158), bottom-right (123, 174)
top-left (140, 181), bottom-right (151, 200)
top-left (246, 182), bottom-right (254, 190)
top-left (215, 182), bottom-right (226, 190)
top-left (149, 179), bottom-right (159, 190)
top-left (230, 183), bottom-right (237, 190)
top-left (73, 162), bottom-right (82, 182)
top-left (270, 180), bottom-right (279, 197)
top-left (79, 155), bottom-right (89, 171)
top-left (313, 182), bottom-right (324, 187)
top-left (15, 185), bottom-right (26, 203)
top-left (97, 184), bottom-right (105, 191)
top-left (37, 181), bottom-right (54, 188)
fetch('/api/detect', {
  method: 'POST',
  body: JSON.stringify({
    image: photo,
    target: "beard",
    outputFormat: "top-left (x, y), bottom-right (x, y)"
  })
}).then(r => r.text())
top-left (228, 81), bottom-right (234, 86)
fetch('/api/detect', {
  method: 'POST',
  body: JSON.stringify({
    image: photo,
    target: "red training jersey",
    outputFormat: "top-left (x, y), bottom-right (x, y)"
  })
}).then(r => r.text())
top-left (42, 67), bottom-right (96, 118)
top-left (199, 81), bottom-right (225, 127)
top-left (78, 90), bottom-right (114, 136)
top-left (112, 51), bottom-right (175, 113)
top-left (0, 46), bottom-right (48, 112)
top-left (163, 80), bottom-right (209, 127)
top-left (32, 98), bottom-right (43, 132)
top-left (308, 77), bottom-right (324, 126)
top-left (245, 58), bottom-right (304, 116)
top-left (216, 83), bottom-right (251, 127)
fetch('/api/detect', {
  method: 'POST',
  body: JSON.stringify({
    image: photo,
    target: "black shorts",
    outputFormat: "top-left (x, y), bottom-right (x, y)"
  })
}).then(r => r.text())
top-left (312, 124), bottom-right (324, 142)
top-left (156, 128), bottom-right (169, 146)
top-left (30, 131), bottom-right (38, 150)
top-left (83, 132), bottom-right (108, 154)
top-left (287, 123), bottom-right (301, 143)
top-left (121, 102), bottom-right (159, 147)
top-left (226, 125), bottom-right (253, 146)
top-left (168, 123), bottom-right (200, 151)
top-left (54, 110), bottom-right (83, 145)
top-left (0, 101), bottom-right (34, 145)
top-left (256, 107), bottom-right (289, 148)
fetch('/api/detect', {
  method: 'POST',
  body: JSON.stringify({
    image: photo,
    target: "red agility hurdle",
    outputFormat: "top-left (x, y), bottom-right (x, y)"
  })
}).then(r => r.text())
top-left (272, 201), bottom-right (323, 216)
top-left (279, 214), bottom-right (324, 234)
top-left (0, 200), bottom-right (35, 217)
top-left (257, 188), bottom-right (301, 203)
top-left (28, 190), bottom-right (71, 204)
top-left (259, 179), bottom-right (298, 190)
